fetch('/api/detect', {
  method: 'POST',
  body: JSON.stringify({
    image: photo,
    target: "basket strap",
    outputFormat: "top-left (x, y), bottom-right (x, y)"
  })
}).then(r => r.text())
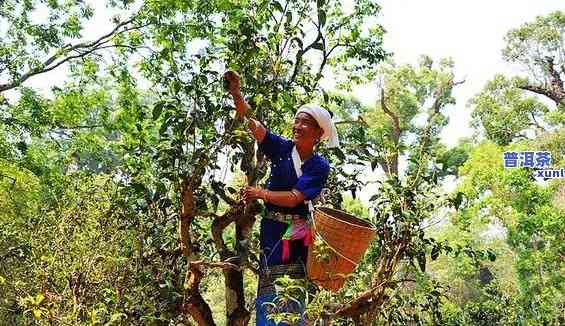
top-left (310, 216), bottom-right (358, 266)
top-left (292, 147), bottom-right (356, 264)
top-left (291, 146), bottom-right (314, 219)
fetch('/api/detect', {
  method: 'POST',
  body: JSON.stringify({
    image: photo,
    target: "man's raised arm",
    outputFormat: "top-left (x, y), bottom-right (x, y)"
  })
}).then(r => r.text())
top-left (224, 71), bottom-right (266, 143)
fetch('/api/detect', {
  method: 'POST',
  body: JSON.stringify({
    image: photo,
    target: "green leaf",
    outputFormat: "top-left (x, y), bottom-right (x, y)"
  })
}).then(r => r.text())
top-left (272, 1), bottom-right (283, 12)
top-left (417, 253), bottom-right (426, 272)
top-left (431, 246), bottom-right (440, 260)
top-left (16, 141), bottom-right (28, 154)
top-left (371, 159), bottom-right (379, 171)
top-left (285, 11), bottom-right (292, 25)
top-left (291, 37), bottom-right (303, 49)
top-left (322, 90), bottom-right (329, 103)
top-left (34, 293), bottom-right (45, 305)
top-left (131, 182), bottom-right (147, 195)
top-left (33, 309), bottom-right (42, 320)
top-left (159, 116), bottom-right (174, 136)
top-left (312, 42), bottom-right (324, 51)
top-left (318, 9), bottom-right (326, 27)
top-left (332, 148), bottom-right (345, 161)
top-left (153, 102), bottom-right (165, 120)
top-left (171, 80), bottom-right (181, 94)
top-left (487, 249), bottom-right (496, 262)
top-left (449, 191), bottom-right (464, 210)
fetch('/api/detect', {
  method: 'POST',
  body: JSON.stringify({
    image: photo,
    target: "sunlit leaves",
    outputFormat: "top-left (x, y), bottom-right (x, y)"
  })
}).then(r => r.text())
top-left (0, 0), bottom-right (391, 324)
top-left (470, 74), bottom-right (550, 146)
top-left (0, 0), bottom-right (96, 86)
top-left (502, 10), bottom-right (564, 82)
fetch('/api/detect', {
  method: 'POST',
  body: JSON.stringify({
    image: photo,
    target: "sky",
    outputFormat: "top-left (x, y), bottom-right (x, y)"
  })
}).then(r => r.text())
top-left (364, 0), bottom-right (564, 147)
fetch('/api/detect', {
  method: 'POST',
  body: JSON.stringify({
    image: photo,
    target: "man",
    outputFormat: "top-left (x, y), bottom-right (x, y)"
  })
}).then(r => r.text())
top-left (224, 71), bottom-right (338, 325)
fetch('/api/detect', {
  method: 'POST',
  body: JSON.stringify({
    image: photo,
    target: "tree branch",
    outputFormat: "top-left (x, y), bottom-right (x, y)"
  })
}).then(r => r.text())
top-left (0, 17), bottom-right (145, 93)
top-left (54, 124), bottom-right (105, 130)
top-left (380, 88), bottom-right (401, 143)
top-left (380, 88), bottom-right (400, 176)
top-left (190, 260), bottom-right (242, 271)
top-left (289, 15), bottom-right (323, 85)
top-left (410, 78), bottom-right (464, 189)
top-left (210, 181), bottom-right (237, 206)
top-left (312, 35), bottom-right (331, 86)
top-left (212, 204), bottom-right (244, 256)
top-left (544, 56), bottom-right (563, 94)
top-left (519, 84), bottom-right (563, 105)
top-left (179, 179), bottom-right (216, 325)
top-left (529, 112), bottom-right (546, 133)
top-left (335, 117), bottom-right (369, 127)
top-left (327, 42), bottom-right (348, 57)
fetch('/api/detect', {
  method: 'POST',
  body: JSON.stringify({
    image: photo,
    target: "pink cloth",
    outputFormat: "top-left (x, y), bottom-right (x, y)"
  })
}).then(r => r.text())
top-left (282, 219), bottom-right (312, 263)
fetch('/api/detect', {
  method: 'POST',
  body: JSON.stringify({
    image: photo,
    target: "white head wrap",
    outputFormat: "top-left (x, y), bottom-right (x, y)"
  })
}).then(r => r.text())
top-left (295, 104), bottom-right (339, 148)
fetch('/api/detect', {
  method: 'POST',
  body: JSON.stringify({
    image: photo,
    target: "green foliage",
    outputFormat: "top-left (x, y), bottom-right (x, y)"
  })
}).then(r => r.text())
top-left (441, 283), bottom-right (521, 326)
top-left (341, 194), bottom-right (370, 220)
top-left (0, 160), bottom-right (41, 218)
top-left (453, 140), bottom-right (565, 324)
top-left (436, 12), bottom-right (565, 321)
top-left (471, 10), bottom-right (564, 146)
top-left (1, 0), bottom-right (389, 324)
top-left (1, 4), bottom-right (563, 325)
top-left (266, 276), bottom-right (308, 324)
top-left (436, 138), bottom-right (473, 177)
top-left (470, 74), bottom-right (549, 146)
top-left (503, 11), bottom-right (564, 87)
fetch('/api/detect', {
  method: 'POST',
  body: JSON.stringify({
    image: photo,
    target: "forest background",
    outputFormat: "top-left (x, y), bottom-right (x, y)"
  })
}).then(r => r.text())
top-left (0, 0), bottom-right (563, 325)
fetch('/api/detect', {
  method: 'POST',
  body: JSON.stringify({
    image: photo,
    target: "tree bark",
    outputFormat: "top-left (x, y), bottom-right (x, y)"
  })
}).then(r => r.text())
top-left (225, 140), bottom-right (262, 325)
top-left (519, 84), bottom-right (564, 107)
top-left (179, 181), bottom-right (216, 325)
top-left (183, 265), bottom-right (217, 326)
top-left (380, 88), bottom-right (400, 176)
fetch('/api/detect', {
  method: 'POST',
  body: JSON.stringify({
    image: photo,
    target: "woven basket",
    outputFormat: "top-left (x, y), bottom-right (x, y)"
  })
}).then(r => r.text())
top-left (307, 207), bottom-right (376, 291)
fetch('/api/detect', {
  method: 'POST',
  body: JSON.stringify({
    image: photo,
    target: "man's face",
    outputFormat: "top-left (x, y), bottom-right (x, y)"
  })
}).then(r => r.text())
top-left (293, 112), bottom-right (323, 145)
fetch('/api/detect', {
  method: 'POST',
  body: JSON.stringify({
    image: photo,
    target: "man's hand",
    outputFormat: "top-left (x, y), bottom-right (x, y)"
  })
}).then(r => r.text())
top-left (224, 70), bottom-right (249, 120)
top-left (223, 70), bottom-right (266, 142)
top-left (242, 186), bottom-right (305, 207)
top-left (243, 186), bottom-right (266, 204)
top-left (223, 70), bottom-right (241, 97)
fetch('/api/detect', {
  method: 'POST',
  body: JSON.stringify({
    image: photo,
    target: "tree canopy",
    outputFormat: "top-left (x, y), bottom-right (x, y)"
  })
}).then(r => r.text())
top-left (1, 2), bottom-right (563, 325)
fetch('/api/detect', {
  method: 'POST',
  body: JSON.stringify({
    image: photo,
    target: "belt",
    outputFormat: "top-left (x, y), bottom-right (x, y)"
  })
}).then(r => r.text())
top-left (265, 211), bottom-right (307, 223)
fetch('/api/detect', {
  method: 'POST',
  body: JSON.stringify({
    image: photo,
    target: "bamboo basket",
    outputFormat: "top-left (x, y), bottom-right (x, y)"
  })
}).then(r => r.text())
top-left (307, 207), bottom-right (376, 291)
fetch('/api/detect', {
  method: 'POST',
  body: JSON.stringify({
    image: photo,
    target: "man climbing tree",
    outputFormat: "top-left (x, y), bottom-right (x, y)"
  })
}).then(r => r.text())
top-left (224, 70), bottom-right (339, 325)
